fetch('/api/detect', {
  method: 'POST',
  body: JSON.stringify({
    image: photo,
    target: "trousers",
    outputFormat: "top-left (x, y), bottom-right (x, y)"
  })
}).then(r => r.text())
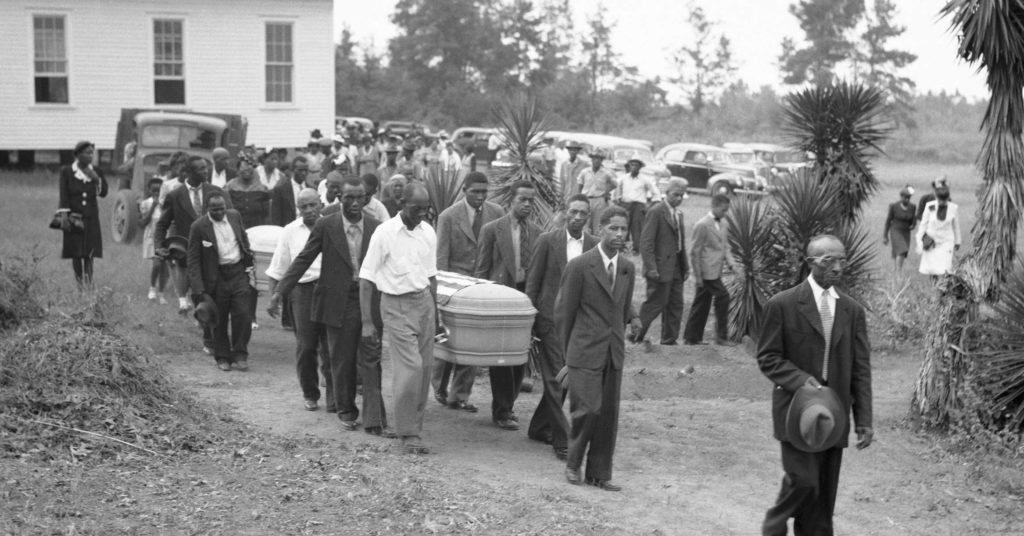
top-left (762, 442), bottom-right (844, 536)
top-left (527, 318), bottom-right (569, 449)
top-left (380, 289), bottom-right (435, 437)
top-left (566, 354), bottom-right (621, 482)
top-left (683, 278), bottom-right (730, 342)
top-left (637, 260), bottom-right (685, 344)
top-left (289, 282), bottom-right (329, 403)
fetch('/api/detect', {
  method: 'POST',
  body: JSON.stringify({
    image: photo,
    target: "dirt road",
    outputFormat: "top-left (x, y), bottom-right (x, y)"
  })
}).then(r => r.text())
top-left (157, 307), bottom-right (1021, 535)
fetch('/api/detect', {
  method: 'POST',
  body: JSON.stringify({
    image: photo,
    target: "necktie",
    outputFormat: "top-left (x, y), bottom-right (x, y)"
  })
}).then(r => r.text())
top-left (472, 208), bottom-right (482, 240)
top-left (676, 212), bottom-right (683, 252)
top-left (607, 261), bottom-right (615, 289)
top-left (191, 187), bottom-right (202, 215)
top-left (347, 224), bottom-right (362, 278)
top-left (819, 289), bottom-right (833, 382)
top-left (519, 221), bottom-right (530, 271)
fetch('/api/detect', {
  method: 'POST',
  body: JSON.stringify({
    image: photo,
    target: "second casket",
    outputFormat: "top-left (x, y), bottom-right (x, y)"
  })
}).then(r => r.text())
top-left (434, 271), bottom-right (537, 367)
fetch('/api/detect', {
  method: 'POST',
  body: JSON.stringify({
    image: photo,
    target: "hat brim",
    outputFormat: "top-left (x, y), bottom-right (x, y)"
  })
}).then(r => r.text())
top-left (194, 299), bottom-right (219, 327)
top-left (785, 385), bottom-right (846, 453)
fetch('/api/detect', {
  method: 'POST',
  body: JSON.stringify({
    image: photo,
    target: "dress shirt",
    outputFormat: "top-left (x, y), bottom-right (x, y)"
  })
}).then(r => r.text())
top-left (212, 217), bottom-right (241, 265)
top-left (290, 179), bottom-right (304, 218)
top-left (359, 215), bottom-right (437, 295)
top-left (464, 198), bottom-right (479, 223)
top-left (511, 217), bottom-right (526, 283)
top-left (807, 275), bottom-right (838, 322)
top-left (707, 211), bottom-right (720, 232)
top-left (265, 218), bottom-right (320, 284)
top-left (577, 167), bottom-right (618, 198)
top-left (616, 173), bottom-right (662, 203)
top-left (566, 230), bottom-right (584, 261)
top-left (598, 244), bottom-right (619, 287)
top-left (211, 168), bottom-right (227, 188)
top-left (343, 216), bottom-right (364, 281)
top-left (188, 184), bottom-right (203, 213)
top-left (363, 196), bottom-right (391, 222)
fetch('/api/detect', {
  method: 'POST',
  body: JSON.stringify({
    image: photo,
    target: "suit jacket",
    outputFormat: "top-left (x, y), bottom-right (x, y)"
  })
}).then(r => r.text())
top-left (270, 178), bottom-right (303, 227)
top-left (690, 213), bottom-right (728, 281)
top-left (474, 213), bottom-right (542, 287)
top-left (525, 229), bottom-right (599, 323)
top-left (154, 182), bottom-right (231, 247)
top-left (755, 281), bottom-right (873, 449)
top-left (639, 200), bottom-right (689, 283)
top-left (274, 213), bottom-right (381, 329)
top-left (437, 200), bottom-right (504, 276)
top-left (186, 210), bottom-right (252, 296)
top-left (555, 247), bottom-right (637, 371)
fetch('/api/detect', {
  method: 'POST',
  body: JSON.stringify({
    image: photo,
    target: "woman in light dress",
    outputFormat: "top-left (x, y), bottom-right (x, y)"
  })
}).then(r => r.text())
top-left (916, 178), bottom-right (961, 277)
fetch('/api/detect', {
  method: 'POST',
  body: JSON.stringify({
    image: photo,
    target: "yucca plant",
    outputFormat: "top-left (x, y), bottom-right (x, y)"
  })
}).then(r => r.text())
top-left (969, 260), bottom-right (1024, 431)
top-left (726, 172), bottom-right (877, 340)
top-left (781, 82), bottom-right (892, 225)
top-left (422, 165), bottom-right (465, 226)
top-left (913, 0), bottom-right (1024, 430)
top-left (489, 95), bottom-right (561, 231)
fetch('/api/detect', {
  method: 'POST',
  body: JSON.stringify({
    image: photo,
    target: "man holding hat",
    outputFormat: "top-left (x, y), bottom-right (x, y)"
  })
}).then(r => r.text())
top-left (612, 154), bottom-right (661, 255)
top-left (576, 149), bottom-right (618, 236)
top-left (756, 234), bottom-right (873, 536)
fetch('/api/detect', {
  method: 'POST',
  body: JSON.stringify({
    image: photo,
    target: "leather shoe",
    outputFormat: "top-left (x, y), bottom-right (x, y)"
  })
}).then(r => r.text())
top-left (553, 446), bottom-right (568, 461)
top-left (683, 339), bottom-right (708, 346)
top-left (447, 400), bottom-right (478, 413)
top-left (715, 337), bottom-right (740, 347)
top-left (434, 391), bottom-right (448, 406)
top-left (565, 466), bottom-right (583, 485)
top-left (365, 426), bottom-right (397, 438)
top-left (339, 419), bottom-right (358, 431)
top-left (233, 360), bottom-right (249, 371)
top-left (528, 431), bottom-right (553, 445)
top-left (585, 477), bottom-right (622, 492)
top-left (401, 436), bottom-right (430, 454)
top-left (303, 399), bottom-right (318, 411)
top-left (494, 418), bottom-right (519, 431)
top-left (660, 340), bottom-right (678, 346)
top-left (217, 362), bottom-right (231, 372)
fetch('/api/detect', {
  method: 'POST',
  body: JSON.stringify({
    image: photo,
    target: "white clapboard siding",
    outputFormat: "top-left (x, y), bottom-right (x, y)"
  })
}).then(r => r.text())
top-left (0, 0), bottom-right (334, 151)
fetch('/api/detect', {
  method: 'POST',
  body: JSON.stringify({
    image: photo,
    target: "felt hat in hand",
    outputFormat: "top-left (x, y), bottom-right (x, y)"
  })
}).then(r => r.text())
top-left (161, 235), bottom-right (189, 263)
top-left (786, 384), bottom-right (846, 453)
top-left (193, 295), bottom-right (219, 328)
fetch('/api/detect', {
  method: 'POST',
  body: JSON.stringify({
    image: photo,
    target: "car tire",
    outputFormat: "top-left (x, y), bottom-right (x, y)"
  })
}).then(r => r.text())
top-left (710, 181), bottom-right (733, 196)
top-left (111, 189), bottom-right (141, 244)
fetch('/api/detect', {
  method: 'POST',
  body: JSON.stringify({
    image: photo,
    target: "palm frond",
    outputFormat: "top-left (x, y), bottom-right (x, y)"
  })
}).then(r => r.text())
top-left (970, 259), bottom-right (1024, 431)
top-left (489, 95), bottom-right (560, 231)
top-left (423, 165), bottom-right (465, 225)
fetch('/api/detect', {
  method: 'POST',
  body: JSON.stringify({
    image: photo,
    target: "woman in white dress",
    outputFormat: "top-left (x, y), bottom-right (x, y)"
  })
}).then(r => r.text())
top-left (916, 180), bottom-right (961, 276)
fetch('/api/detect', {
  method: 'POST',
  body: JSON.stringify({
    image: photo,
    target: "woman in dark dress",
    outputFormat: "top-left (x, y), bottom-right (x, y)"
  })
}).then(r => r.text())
top-left (225, 153), bottom-right (271, 229)
top-left (883, 185), bottom-right (917, 273)
top-left (58, 141), bottom-right (109, 287)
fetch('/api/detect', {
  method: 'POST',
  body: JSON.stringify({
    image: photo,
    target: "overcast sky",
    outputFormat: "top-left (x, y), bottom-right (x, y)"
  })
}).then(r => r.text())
top-left (333, 0), bottom-right (987, 101)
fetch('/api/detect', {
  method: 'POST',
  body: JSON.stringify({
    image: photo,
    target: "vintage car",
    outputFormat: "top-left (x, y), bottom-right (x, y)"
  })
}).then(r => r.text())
top-left (451, 126), bottom-right (499, 162)
top-left (110, 108), bottom-right (247, 243)
top-left (335, 116), bottom-right (374, 134)
top-left (741, 143), bottom-right (812, 180)
top-left (654, 142), bottom-right (764, 195)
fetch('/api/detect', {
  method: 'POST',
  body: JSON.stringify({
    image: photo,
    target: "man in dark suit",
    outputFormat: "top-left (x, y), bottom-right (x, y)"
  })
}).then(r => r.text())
top-left (525, 194), bottom-right (598, 460)
top-left (268, 177), bottom-right (391, 436)
top-left (756, 234), bottom-right (873, 535)
top-left (432, 172), bottom-right (505, 412)
top-left (556, 204), bottom-right (640, 492)
top-left (474, 180), bottom-right (542, 431)
top-left (634, 177), bottom-right (690, 346)
top-left (270, 157), bottom-right (311, 227)
top-left (683, 194), bottom-right (739, 346)
top-left (186, 191), bottom-right (254, 372)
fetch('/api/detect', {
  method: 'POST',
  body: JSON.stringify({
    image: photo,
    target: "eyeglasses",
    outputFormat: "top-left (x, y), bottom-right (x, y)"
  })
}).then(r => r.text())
top-left (807, 255), bottom-right (847, 268)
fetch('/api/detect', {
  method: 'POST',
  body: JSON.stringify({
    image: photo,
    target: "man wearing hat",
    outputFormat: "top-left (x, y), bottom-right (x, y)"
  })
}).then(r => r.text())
top-left (575, 149), bottom-right (618, 236)
top-left (612, 154), bottom-right (661, 255)
top-left (209, 148), bottom-right (237, 189)
top-left (558, 140), bottom-right (588, 202)
top-left (756, 234), bottom-right (873, 536)
top-left (397, 140), bottom-right (420, 181)
top-left (377, 144), bottom-right (401, 186)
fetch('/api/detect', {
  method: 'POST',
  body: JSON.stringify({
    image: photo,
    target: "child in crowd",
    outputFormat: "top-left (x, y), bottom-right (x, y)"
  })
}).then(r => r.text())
top-left (139, 177), bottom-right (169, 304)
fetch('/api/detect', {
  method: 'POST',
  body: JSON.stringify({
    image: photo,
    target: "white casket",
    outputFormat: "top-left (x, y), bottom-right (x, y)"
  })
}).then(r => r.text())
top-left (246, 225), bottom-right (283, 293)
top-left (434, 271), bottom-right (537, 366)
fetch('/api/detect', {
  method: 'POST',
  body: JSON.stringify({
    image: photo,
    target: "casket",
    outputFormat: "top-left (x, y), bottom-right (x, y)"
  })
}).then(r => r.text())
top-left (246, 225), bottom-right (283, 292)
top-left (434, 271), bottom-right (537, 367)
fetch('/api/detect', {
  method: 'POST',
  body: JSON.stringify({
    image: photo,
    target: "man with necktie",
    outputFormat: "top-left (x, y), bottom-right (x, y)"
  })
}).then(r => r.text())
top-left (683, 194), bottom-right (739, 346)
top-left (432, 172), bottom-right (505, 412)
top-left (756, 234), bottom-right (873, 535)
top-left (474, 180), bottom-right (542, 431)
top-left (633, 178), bottom-right (690, 346)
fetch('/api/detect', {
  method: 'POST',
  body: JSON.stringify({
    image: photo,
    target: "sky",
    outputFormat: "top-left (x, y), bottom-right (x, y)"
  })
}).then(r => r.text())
top-left (332, 0), bottom-right (988, 101)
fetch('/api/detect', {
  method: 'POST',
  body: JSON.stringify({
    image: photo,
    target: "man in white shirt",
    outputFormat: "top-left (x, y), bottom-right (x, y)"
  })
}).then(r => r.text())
top-left (209, 148), bottom-right (236, 188)
top-left (360, 183), bottom-right (439, 453)
top-left (613, 156), bottom-right (662, 254)
top-left (265, 189), bottom-right (329, 411)
top-left (576, 150), bottom-right (617, 235)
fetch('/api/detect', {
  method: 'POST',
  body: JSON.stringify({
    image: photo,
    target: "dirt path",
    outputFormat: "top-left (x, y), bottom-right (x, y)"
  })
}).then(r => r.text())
top-left (161, 309), bottom-right (1022, 535)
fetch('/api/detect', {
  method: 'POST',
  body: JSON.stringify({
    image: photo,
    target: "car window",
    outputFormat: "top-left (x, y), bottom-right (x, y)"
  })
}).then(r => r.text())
top-left (685, 151), bottom-right (707, 164)
top-left (662, 149), bottom-right (685, 162)
top-left (141, 124), bottom-right (217, 150)
top-left (708, 151), bottom-right (732, 164)
top-left (730, 152), bottom-right (754, 164)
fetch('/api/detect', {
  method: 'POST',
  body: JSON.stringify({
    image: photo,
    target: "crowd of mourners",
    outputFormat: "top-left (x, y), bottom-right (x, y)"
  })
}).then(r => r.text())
top-left (62, 117), bottom-right (967, 532)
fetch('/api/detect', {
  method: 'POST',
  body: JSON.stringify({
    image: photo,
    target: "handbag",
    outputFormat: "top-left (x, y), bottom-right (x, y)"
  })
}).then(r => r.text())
top-left (48, 211), bottom-right (64, 230)
top-left (62, 213), bottom-right (85, 234)
top-left (922, 233), bottom-right (936, 251)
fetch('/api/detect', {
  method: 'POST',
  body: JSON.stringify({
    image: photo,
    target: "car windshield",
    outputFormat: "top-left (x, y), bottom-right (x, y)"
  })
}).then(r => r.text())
top-left (141, 124), bottom-right (218, 150)
top-left (613, 147), bottom-right (654, 164)
top-left (774, 151), bottom-right (807, 164)
top-left (729, 152), bottom-right (755, 164)
top-left (707, 151), bottom-right (734, 164)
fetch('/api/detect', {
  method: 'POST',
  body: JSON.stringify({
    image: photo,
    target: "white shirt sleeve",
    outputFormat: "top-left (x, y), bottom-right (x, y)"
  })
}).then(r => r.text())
top-left (359, 228), bottom-right (384, 283)
top-left (264, 225), bottom-right (293, 281)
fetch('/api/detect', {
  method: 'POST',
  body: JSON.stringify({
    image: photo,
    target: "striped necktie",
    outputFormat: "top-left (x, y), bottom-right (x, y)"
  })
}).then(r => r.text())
top-left (820, 289), bottom-right (833, 382)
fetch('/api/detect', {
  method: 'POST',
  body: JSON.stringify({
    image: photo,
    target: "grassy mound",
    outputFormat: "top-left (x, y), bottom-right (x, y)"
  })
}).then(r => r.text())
top-left (0, 254), bottom-right (46, 330)
top-left (0, 317), bottom-right (223, 462)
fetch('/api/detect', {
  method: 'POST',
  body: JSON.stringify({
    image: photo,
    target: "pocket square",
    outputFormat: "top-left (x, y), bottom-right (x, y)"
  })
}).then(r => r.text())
top-left (202, 240), bottom-right (213, 247)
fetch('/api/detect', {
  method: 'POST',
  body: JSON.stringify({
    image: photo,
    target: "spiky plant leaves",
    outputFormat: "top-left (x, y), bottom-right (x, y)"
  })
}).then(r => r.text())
top-left (489, 96), bottom-right (561, 231)
top-left (423, 165), bottom-right (465, 225)
top-left (725, 195), bottom-right (781, 340)
top-left (970, 260), bottom-right (1024, 431)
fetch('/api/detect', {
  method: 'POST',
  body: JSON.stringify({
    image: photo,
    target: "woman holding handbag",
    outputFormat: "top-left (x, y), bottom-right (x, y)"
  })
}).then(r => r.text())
top-left (58, 141), bottom-right (109, 287)
top-left (916, 178), bottom-right (960, 278)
